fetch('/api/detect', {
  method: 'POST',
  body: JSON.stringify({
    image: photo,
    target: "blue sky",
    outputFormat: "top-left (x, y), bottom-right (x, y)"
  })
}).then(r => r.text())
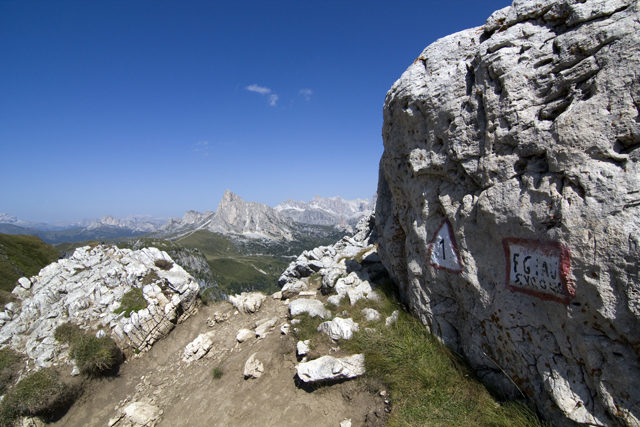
top-left (1, 0), bottom-right (510, 223)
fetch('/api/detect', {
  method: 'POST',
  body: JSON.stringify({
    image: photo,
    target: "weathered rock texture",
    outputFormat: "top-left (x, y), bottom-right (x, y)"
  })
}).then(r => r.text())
top-left (1, 245), bottom-right (199, 369)
top-left (376, 1), bottom-right (640, 425)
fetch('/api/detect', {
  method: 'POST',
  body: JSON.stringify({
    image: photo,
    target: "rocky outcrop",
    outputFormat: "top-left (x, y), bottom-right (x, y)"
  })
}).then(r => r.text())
top-left (0, 245), bottom-right (199, 369)
top-left (376, 1), bottom-right (640, 425)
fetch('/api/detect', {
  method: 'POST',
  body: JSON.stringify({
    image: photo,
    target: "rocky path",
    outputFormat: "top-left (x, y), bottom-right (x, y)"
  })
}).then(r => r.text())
top-left (52, 294), bottom-right (385, 427)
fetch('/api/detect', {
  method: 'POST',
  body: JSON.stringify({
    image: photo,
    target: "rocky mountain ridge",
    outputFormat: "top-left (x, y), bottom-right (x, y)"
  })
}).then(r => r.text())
top-left (274, 195), bottom-right (376, 227)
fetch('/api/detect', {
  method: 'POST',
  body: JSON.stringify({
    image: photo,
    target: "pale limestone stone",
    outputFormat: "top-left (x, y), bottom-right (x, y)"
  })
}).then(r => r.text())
top-left (244, 353), bottom-right (264, 379)
top-left (317, 317), bottom-right (359, 340)
top-left (236, 329), bottom-right (254, 343)
top-left (289, 299), bottom-right (331, 319)
top-left (376, 1), bottom-right (640, 424)
top-left (295, 354), bottom-right (365, 383)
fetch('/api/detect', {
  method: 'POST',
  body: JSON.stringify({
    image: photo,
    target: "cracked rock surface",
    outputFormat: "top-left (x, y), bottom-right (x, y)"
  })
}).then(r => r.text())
top-left (376, 1), bottom-right (640, 425)
top-left (1, 245), bottom-right (199, 370)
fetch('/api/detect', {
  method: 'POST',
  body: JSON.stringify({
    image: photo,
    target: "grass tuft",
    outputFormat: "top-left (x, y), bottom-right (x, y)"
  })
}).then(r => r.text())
top-left (335, 276), bottom-right (549, 427)
top-left (54, 323), bottom-right (122, 377)
top-left (0, 367), bottom-right (78, 426)
top-left (154, 259), bottom-right (173, 271)
top-left (212, 366), bottom-right (223, 379)
top-left (72, 335), bottom-right (121, 376)
top-left (0, 348), bottom-right (23, 395)
top-left (114, 287), bottom-right (147, 318)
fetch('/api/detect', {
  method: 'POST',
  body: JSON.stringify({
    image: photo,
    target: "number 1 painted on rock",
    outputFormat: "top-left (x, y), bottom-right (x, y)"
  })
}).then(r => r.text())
top-left (427, 218), bottom-right (463, 273)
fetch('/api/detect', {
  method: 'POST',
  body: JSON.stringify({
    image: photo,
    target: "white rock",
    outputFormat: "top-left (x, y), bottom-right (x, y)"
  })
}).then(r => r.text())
top-left (17, 277), bottom-right (31, 289)
top-left (361, 308), bottom-right (381, 322)
top-left (254, 317), bottom-right (278, 339)
top-left (385, 311), bottom-right (399, 327)
top-left (236, 329), bottom-right (254, 343)
top-left (96, 330), bottom-right (106, 338)
top-left (295, 354), bottom-right (365, 383)
top-left (289, 299), bottom-right (331, 319)
top-left (123, 401), bottom-right (161, 426)
top-left (281, 280), bottom-right (308, 299)
top-left (327, 295), bottom-right (344, 306)
top-left (376, 3), bottom-right (640, 424)
top-left (280, 324), bottom-right (290, 335)
top-left (244, 352), bottom-right (264, 379)
top-left (297, 340), bottom-right (310, 356)
top-left (317, 317), bottom-right (359, 340)
top-left (182, 331), bottom-right (215, 363)
top-left (228, 292), bottom-right (266, 314)
top-left (340, 420), bottom-right (352, 427)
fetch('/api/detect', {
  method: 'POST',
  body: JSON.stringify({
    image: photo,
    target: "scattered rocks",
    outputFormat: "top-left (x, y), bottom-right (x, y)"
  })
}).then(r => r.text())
top-left (317, 317), bottom-right (359, 340)
top-left (296, 354), bottom-right (365, 383)
top-left (244, 353), bottom-right (264, 379)
top-left (289, 299), bottom-right (331, 319)
top-left (228, 292), bottom-right (266, 314)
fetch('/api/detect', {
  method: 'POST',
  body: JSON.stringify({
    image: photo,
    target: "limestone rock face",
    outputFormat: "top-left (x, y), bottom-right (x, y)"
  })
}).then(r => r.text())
top-left (1, 245), bottom-right (199, 368)
top-left (376, 1), bottom-right (640, 425)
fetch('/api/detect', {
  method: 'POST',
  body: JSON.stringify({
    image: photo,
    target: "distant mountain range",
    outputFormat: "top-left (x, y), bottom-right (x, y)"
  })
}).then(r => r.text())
top-left (274, 194), bottom-right (376, 226)
top-left (1, 192), bottom-right (375, 244)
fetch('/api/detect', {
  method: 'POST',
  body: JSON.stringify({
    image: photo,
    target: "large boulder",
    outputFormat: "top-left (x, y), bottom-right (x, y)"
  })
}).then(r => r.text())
top-left (376, 1), bottom-right (640, 426)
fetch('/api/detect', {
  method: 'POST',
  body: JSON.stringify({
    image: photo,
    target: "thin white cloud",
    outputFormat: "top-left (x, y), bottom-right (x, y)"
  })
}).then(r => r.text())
top-left (299, 88), bottom-right (313, 100)
top-left (193, 140), bottom-right (210, 156)
top-left (246, 84), bottom-right (271, 95)
top-left (269, 94), bottom-right (279, 106)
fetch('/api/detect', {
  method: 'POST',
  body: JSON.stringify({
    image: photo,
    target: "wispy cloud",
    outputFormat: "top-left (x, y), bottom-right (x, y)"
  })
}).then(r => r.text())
top-left (299, 88), bottom-right (313, 101)
top-left (246, 84), bottom-right (278, 106)
top-left (246, 84), bottom-right (271, 95)
top-left (193, 140), bottom-right (209, 156)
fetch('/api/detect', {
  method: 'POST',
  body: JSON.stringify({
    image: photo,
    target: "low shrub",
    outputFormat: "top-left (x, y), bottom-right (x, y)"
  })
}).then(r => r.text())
top-left (54, 323), bottom-right (122, 377)
top-left (0, 348), bottom-right (23, 395)
top-left (212, 366), bottom-right (223, 379)
top-left (154, 259), bottom-right (173, 271)
top-left (53, 323), bottom-right (83, 345)
top-left (140, 270), bottom-right (161, 286)
top-left (0, 368), bottom-right (78, 426)
top-left (114, 287), bottom-right (147, 318)
top-left (72, 335), bottom-right (121, 376)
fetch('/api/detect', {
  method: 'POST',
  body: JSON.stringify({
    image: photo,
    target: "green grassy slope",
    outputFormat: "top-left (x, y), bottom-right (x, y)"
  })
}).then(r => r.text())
top-left (0, 233), bottom-right (60, 294)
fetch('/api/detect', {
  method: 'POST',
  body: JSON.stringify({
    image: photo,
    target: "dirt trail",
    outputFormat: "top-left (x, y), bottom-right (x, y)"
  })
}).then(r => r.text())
top-left (51, 294), bottom-right (385, 427)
